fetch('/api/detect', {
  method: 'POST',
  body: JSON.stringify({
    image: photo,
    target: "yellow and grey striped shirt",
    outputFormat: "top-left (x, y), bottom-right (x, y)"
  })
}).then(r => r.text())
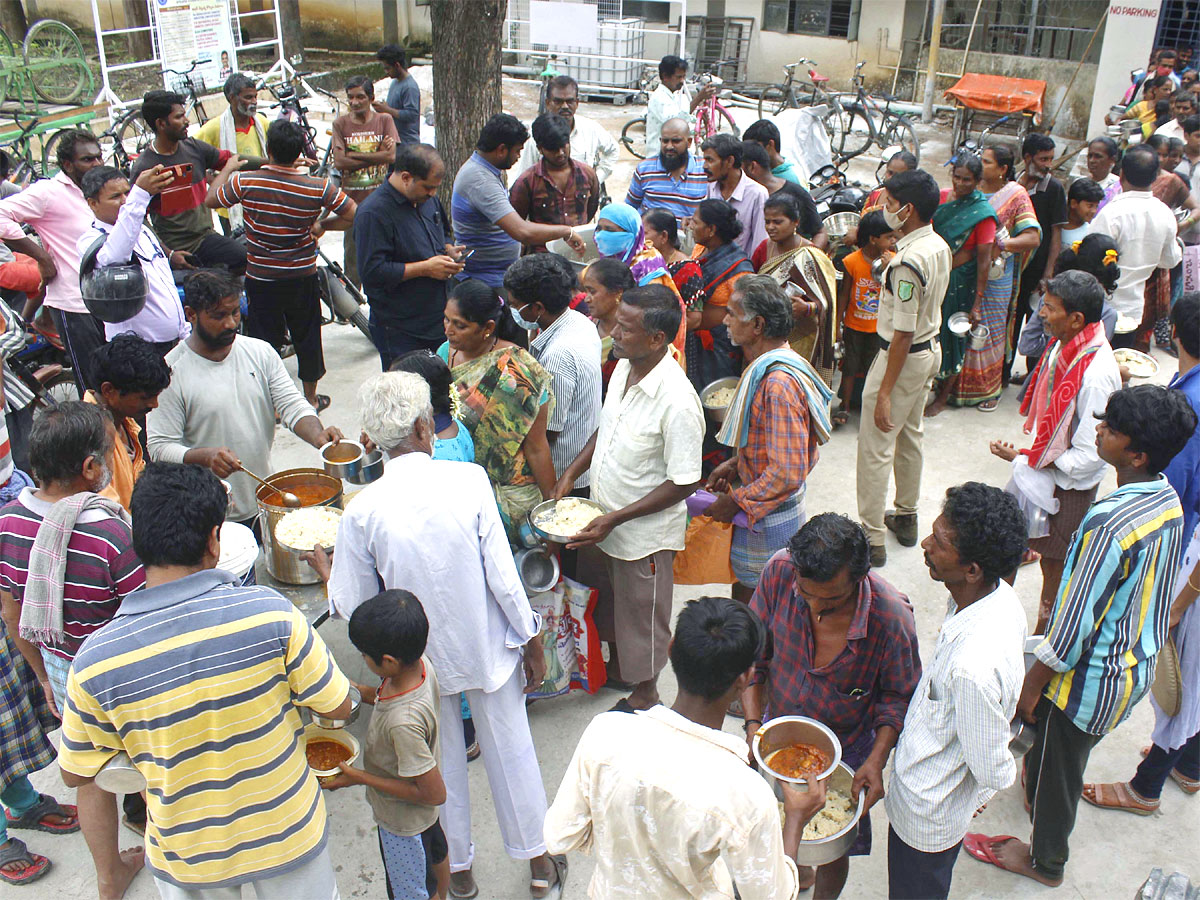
top-left (59, 569), bottom-right (350, 889)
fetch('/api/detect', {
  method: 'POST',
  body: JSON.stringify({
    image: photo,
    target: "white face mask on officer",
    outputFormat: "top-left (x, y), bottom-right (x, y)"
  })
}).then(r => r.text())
top-left (882, 199), bottom-right (910, 231)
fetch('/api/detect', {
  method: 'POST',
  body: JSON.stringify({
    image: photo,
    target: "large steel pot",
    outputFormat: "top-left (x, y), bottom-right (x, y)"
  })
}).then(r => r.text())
top-left (788, 761), bottom-right (866, 867)
top-left (255, 468), bottom-right (342, 585)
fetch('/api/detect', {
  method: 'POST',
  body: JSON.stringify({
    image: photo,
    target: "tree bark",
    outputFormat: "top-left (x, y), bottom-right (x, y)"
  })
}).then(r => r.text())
top-left (278, 0), bottom-right (304, 64)
top-left (122, 0), bottom-right (153, 63)
top-left (429, 0), bottom-right (504, 210)
top-left (0, 0), bottom-right (28, 40)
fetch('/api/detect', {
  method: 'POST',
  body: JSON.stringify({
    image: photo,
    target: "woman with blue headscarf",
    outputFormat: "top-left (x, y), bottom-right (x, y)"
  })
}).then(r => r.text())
top-left (592, 202), bottom-right (687, 365)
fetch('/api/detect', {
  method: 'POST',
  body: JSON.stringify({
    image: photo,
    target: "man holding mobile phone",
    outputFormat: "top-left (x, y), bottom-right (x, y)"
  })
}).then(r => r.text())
top-left (354, 142), bottom-right (466, 369)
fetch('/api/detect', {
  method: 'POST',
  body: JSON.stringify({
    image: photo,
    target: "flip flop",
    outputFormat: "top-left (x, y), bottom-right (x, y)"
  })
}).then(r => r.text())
top-left (4, 795), bottom-right (79, 834)
top-left (963, 833), bottom-right (1019, 868)
top-left (312, 394), bottom-right (331, 414)
top-left (0, 838), bottom-right (51, 886)
top-left (610, 698), bottom-right (636, 714)
top-left (1081, 781), bottom-right (1159, 815)
top-left (1019, 548), bottom-right (1041, 568)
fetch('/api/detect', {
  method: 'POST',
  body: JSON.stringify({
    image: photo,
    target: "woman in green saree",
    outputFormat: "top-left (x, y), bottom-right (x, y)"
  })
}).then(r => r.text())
top-left (926, 154), bottom-right (998, 416)
top-left (437, 279), bottom-right (556, 542)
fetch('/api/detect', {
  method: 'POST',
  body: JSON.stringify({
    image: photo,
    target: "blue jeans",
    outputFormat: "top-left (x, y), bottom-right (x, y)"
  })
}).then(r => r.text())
top-left (368, 315), bottom-right (442, 371)
top-left (0, 776), bottom-right (40, 845)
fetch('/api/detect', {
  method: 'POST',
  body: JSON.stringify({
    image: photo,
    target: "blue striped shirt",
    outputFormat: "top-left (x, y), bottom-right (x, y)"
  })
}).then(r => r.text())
top-left (1035, 477), bottom-right (1184, 735)
top-left (451, 152), bottom-right (519, 287)
top-left (625, 154), bottom-right (708, 221)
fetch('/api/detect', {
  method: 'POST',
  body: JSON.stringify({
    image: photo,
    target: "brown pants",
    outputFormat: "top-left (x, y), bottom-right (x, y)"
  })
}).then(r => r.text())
top-left (593, 548), bottom-right (675, 684)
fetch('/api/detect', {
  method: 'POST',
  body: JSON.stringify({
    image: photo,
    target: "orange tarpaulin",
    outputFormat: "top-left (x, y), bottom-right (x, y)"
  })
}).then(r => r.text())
top-left (944, 73), bottom-right (1046, 119)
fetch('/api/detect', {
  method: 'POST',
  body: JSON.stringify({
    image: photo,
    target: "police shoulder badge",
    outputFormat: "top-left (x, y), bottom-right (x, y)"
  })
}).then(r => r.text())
top-left (897, 279), bottom-right (915, 302)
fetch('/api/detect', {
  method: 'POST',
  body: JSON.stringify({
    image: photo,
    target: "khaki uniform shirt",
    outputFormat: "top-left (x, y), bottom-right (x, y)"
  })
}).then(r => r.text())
top-left (877, 223), bottom-right (951, 345)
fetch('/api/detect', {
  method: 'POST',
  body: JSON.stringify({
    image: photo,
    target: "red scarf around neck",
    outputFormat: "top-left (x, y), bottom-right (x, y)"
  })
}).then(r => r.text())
top-left (1019, 320), bottom-right (1107, 469)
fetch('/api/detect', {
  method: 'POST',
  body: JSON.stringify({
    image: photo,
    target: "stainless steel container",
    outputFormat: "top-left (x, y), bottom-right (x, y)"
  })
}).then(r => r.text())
top-left (752, 715), bottom-right (842, 794)
top-left (515, 546), bottom-right (560, 594)
top-left (346, 448), bottom-right (384, 485)
top-left (312, 685), bottom-right (361, 729)
top-left (255, 469), bottom-right (342, 585)
top-left (320, 440), bottom-right (364, 480)
top-left (790, 762), bottom-right (867, 867)
top-left (95, 751), bottom-right (147, 793)
top-left (967, 324), bottom-right (990, 350)
top-left (947, 311), bottom-right (971, 336)
top-left (1009, 718), bottom-right (1037, 757)
top-left (700, 376), bottom-right (740, 426)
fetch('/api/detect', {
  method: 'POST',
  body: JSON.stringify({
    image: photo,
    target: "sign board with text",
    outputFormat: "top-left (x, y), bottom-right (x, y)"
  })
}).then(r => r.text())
top-left (156, 0), bottom-right (238, 92)
top-left (1087, 1), bottom-right (1162, 139)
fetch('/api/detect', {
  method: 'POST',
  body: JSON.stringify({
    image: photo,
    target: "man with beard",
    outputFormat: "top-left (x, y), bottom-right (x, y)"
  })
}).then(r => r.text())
top-left (147, 269), bottom-right (342, 535)
top-left (701, 134), bottom-right (767, 257)
top-left (514, 75), bottom-right (619, 188)
top-left (625, 117), bottom-right (707, 223)
top-left (196, 73), bottom-right (269, 234)
top-left (510, 114), bottom-right (600, 253)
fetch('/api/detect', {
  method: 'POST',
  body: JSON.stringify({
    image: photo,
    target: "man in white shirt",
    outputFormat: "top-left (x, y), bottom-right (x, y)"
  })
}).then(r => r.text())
top-left (146, 269), bottom-right (343, 531)
top-left (545, 595), bottom-right (827, 899)
top-left (555, 284), bottom-right (704, 712)
top-left (701, 133), bottom-right (768, 257)
top-left (645, 54), bottom-right (714, 158)
top-left (78, 165), bottom-right (191, 353)
top-left (1154, 89), bottom-right (1198, 140)
top-left (317, 372), bottom-right (562, 900)
top-left (990, 271), bottom-right (1121, 633)
top-left (515, 74), bottom-right (619, 187)
top-left (1089, 144), bottom-right (1182, 351)
top-left (886, 482), bottom-right (1029, 900)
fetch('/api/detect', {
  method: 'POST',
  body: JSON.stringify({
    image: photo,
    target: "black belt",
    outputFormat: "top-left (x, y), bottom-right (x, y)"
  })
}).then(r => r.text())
top-left (878, 337), bottom-right (937, 353)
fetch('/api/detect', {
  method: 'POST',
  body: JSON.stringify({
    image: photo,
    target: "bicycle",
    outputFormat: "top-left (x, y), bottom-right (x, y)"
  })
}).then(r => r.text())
top-left (829, 61), bottom-right (919, 167)
top-left (162, 60), bottom-right (211, 126)
top-left (0, 113), bottom-right (70, 184)
top-left (95, 104), bottom-right (153, 176)
top-left (692, 67), bottom-right (740, 143)
top-left (757, 58), bottom-right (840, 118)
top-left (257, 69), bottom-right (339, 177)
top-left (535, 54), bottom-right (564, 117)
top-left (618, 66), bottom-right (657, 159)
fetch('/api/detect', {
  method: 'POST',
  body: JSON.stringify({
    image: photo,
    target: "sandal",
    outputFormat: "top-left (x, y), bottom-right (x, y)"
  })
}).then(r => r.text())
top-left (4, 794), bottom-right (79, 834)
top-left (1019, 548), bottom-right (1041, 568)
top-left (1139, 746), bottom-right (1200, 794)
top-left (0, 838), bottom-right (51, 886)
top-left (311, 394), bottom-right (331, 414)
top-left (978, 398), bottom-right (999, 413)
top-left (1081, 781), bottom-right (1159, 815)
top-left (832, 407), bottom-right (850, 428)
top-left (530, 854), bottom-right (567, 900)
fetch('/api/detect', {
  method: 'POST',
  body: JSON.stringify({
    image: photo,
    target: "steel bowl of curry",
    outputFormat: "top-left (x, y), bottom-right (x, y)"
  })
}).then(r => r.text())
top-left (303, 723), bottom-right (360, 781)
top-left (320, 440), bottom-right (365, 480)
top-left (752, 715), bottom-right (842, 795)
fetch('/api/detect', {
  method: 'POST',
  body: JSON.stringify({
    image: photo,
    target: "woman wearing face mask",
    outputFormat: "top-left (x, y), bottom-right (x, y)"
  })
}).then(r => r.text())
top-left (593, 202), bottom-right (688, 365)
top-left (580, 257), bottom-right (635, 391)
top-left (950, 144), bottom-right (1041, 410)
top-left (436, 279), bottom-right (556, 542)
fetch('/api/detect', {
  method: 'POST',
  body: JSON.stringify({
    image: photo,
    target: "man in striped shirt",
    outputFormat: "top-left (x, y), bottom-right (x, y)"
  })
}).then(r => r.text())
top-left (625, 117), bottom-right (707, 223)
top-left (207, 120), bottom-right (356, 412)
top-left (968, 385), bottom-right (1196, 887)
top-left (59, 462), bottom-right (353, 897)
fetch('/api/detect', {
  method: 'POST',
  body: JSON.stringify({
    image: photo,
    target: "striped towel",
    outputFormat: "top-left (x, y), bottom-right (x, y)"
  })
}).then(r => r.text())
top-left (19, 492), bottom-right (130, 646)
top-left (716, 347), bottom-right (833, 449)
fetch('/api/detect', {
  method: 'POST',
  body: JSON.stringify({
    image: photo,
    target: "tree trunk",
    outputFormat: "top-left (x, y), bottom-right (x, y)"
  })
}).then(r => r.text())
top-left (429, 0), bottom-right (504, 211)
top-left (122, 0), bottom-right (153, 63)
top-left (0, 0), bottom-right (28, 40)
top-left (278, 0), bottom-right (304, 64)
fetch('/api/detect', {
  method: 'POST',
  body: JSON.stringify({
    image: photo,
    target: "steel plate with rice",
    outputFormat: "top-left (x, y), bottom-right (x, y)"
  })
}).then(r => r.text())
top-left (275, 506), bottom-right (343, 552)
top-left (1113, 348), bottom-right (1159, 379)
top-left (529, 497), bottom-right (606, 543)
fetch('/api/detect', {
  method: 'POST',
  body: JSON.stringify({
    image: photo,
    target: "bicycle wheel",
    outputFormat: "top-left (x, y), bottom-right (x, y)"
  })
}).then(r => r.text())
top-left (819, 104), bottom-right (844, 152)
top-left (831, 103), bottom-right (872, 162)
top-left (0, 28), bottom-right (14, 107)
top-left (40, 127), bottom-right (74, 176)
top-left (24, 19), bottom-right (90, 105)
top-left (100, 106), bottom-right (152, 175)
top-left (713, 104), bottom-right (741, 139)
top-left (882, 116), bottom-right (920, 167)
top-left (757, 86), bottom-right (791, 119)
top-left (620, 117), bottom-right (647, 160)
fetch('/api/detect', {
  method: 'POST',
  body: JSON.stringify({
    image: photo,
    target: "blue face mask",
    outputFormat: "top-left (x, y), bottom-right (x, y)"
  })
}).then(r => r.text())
top-left (595, 228), bottom-right (637, 259)
top-left (511, 303), bottom-right (539, 331)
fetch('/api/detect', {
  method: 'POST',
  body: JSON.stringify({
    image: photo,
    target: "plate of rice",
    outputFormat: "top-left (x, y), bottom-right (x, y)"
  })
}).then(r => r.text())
top-left (275, 507), bottom-right (342, 551)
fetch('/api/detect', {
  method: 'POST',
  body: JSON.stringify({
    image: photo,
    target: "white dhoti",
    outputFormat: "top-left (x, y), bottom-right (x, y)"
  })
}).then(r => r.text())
top-left (438, 662), bottom-right (548, 871)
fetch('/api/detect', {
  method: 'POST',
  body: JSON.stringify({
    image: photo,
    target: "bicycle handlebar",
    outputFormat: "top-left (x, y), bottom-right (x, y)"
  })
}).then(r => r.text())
top-left (161, 60), bottom-right (201, 77)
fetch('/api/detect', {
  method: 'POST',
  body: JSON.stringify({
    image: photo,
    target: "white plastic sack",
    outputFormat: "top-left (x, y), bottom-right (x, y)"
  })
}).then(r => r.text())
top-left (1005, 455), bottom-right (1059, 540)
top-left (775, 106), bottom-right (834, 184)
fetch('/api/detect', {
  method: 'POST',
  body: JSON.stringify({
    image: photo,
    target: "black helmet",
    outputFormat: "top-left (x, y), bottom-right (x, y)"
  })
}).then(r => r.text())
top-left (78, 232), bottom-right (147, 323)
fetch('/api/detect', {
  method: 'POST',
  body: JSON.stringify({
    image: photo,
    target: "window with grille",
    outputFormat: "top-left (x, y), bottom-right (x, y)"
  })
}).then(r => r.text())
top-left (938, 0), bottom-right (1106, 62)
top-left (762, 0), bottom-right (855, 38)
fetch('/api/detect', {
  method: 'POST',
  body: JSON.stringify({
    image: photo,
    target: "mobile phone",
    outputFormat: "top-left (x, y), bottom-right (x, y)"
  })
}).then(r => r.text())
top-left (460, 248), bottom-right (476, 262)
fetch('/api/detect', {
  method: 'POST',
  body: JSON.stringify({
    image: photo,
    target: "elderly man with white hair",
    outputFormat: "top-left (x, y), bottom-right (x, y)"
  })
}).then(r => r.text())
top-left (312, 372), bottom-right (565, 900)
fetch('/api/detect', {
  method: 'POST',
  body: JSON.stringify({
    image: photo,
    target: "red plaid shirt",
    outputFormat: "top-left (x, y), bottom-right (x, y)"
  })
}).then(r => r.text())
top-left (750, 555), bottom-right (921, 756)
top-left (731, 371), bottom-right (818, 525)
top-left (509, 159), bottom-right (600, 252)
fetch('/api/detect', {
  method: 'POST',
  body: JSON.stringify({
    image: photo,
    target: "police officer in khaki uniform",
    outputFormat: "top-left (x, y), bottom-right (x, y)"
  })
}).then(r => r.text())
top-left (855, 169), bottom-right (951, 567)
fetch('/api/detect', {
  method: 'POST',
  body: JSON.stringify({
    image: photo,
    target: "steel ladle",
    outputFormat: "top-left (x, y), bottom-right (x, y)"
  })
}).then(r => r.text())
top-left (239, 465), bottom-right (302, 508)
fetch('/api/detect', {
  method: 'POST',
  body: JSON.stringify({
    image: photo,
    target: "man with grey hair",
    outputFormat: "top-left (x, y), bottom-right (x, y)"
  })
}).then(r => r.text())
top-left (704, 276), bottom-right (832, 601)
top-left (625, 116), bottom-right (707, 222)
top-left (195, 71), bottom-right (268, 232)
top-left (313, 372), bottom-right (565, 899)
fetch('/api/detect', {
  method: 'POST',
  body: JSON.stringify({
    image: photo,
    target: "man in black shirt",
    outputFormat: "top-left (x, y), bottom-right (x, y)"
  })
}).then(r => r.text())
top-left (355, 143), bottom-right (464, 368)
top-left (741, 140), bottom-right (828, 249)
top-left (1010, 133), bottom-right (1067, 383)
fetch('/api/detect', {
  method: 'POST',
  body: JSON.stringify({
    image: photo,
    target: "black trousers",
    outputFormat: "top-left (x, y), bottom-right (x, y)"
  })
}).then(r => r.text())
top-left (887, 825), bottom-right (961, 900)
top-left (1026, 696), bottom-right (1104, 880)
top-left (244, 274), bottom-right (325, 384)
top-left (194, 231), bottom-right (247, 275)
top-left (49, 307), bottom-right (105, 394)
top-left (1131, 729), bottom-right (1200, 800)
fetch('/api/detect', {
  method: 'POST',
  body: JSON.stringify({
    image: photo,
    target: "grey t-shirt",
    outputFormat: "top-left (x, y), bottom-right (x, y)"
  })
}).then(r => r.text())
top-left (451, 153), bottom-right (520, 288)
top-left (363, 656), bottom-right (442, 836)
top-left (386, 75), bottom-right (421, 145)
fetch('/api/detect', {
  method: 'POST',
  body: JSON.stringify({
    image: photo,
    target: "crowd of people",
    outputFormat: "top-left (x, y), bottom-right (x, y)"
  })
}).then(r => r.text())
top-left (0, 41), bottom-right (1195, 900)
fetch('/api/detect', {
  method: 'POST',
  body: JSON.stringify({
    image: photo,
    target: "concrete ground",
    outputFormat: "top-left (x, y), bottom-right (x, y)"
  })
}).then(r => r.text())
top-left (19, 89), bottom-right (1198, 899)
